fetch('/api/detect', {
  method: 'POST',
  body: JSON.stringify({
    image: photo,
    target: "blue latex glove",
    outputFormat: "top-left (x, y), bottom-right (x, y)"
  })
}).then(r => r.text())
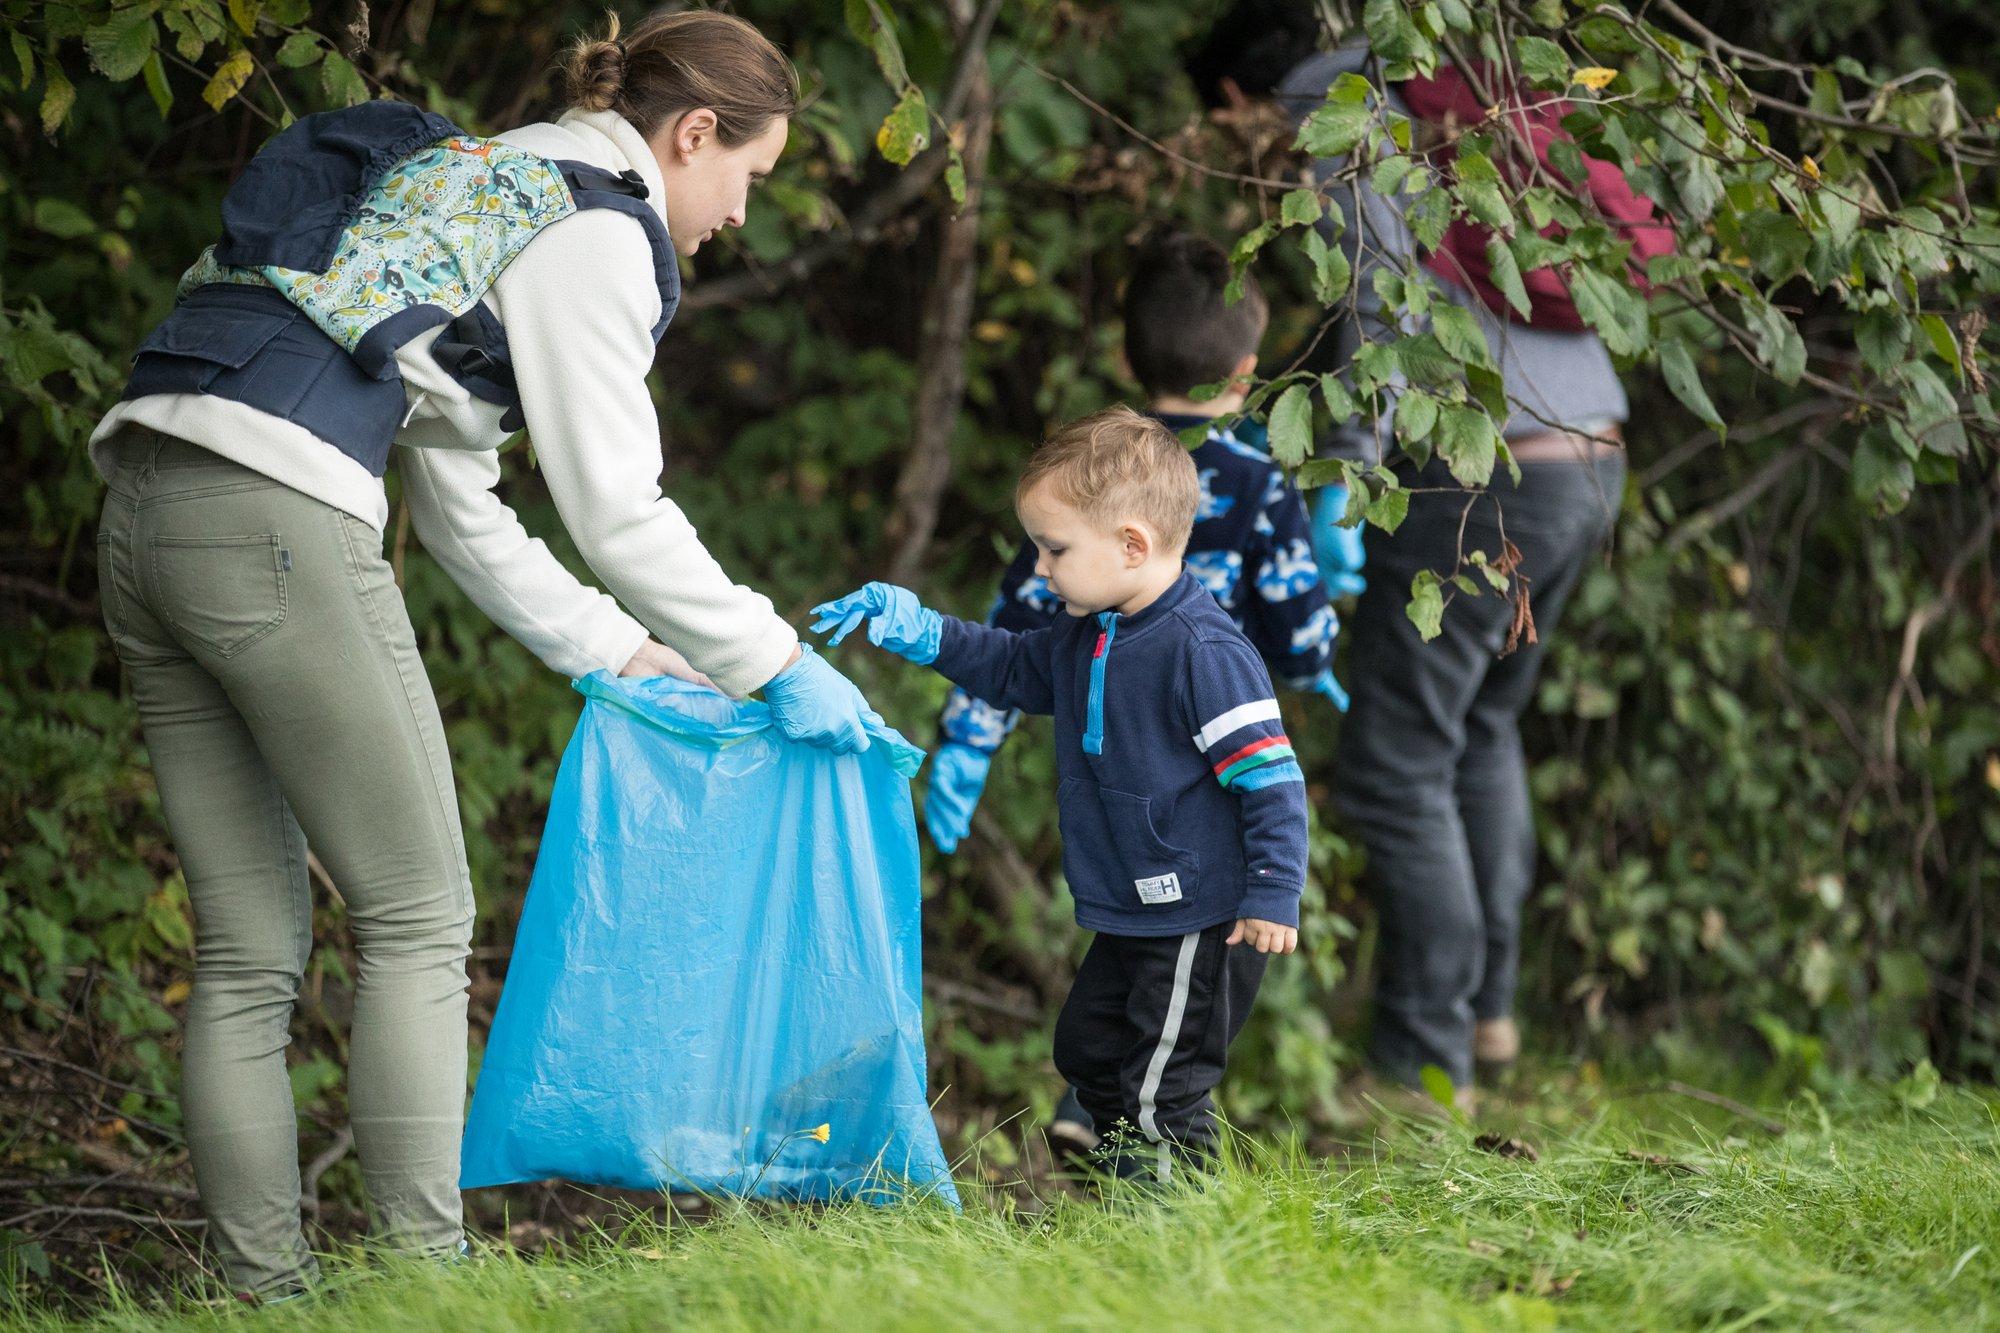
top-left (924, 742), bottom-right (991, 854)
top-left (1311, 668), bottom-right (1351, 713)
top-left (809, 582), bottom-right (943, 665)
top-left (762, 645), bottom-right (878, 754)
top-left (1311, 486), bottom-right (1368, 598)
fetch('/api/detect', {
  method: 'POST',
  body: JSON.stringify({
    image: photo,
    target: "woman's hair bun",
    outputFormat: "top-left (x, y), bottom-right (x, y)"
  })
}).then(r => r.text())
top-left (564, 15), bottom-right (627, 114)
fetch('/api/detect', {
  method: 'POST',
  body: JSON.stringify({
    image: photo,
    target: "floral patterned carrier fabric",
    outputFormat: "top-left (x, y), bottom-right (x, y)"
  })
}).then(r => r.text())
top-left (175, 136), bottom-right (577, 360)
top-left (119, 101), bottom-right (678, 477)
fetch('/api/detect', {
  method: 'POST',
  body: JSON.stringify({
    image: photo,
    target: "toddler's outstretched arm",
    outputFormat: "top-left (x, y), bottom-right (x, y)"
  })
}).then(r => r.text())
top-left (812, 582), bottom-right (1058, 716)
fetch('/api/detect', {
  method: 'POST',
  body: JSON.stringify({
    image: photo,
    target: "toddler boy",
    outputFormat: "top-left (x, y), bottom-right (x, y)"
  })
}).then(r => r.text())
top-left (812, 405), bottom-right (1308, 1180)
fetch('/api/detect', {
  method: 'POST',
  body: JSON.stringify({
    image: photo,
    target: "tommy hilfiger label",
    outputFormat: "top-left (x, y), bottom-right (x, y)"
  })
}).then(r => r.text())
top-left (1135, 873), bottom-right (1183, 905)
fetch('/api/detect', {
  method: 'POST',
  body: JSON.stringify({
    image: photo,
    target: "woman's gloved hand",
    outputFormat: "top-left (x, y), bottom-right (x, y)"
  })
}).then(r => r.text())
top-left (1311, 486), bottom-right (1368, 598)
top-left (923, 743), bottom-right (991, 853)
top-left (762, 645), bottom-right (879, 754)
top-left (809, 582), bottom-right (943, 665)
top-left (1310, 667), bottom-right (1351, 713)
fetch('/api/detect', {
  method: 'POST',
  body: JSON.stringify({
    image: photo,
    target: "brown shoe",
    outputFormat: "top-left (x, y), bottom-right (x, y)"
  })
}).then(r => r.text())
top-left (1336, 1069), bottom-right (1476, 1127)
top-left (1474, 1018), bottom-right (1520, 1083)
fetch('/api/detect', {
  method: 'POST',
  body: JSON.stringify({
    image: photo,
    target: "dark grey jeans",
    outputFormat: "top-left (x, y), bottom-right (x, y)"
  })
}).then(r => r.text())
top-left (1334, 452), bottom-right (1624, 1089)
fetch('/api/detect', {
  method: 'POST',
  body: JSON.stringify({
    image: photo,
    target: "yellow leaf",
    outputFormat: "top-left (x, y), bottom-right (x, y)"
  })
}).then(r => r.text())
top-left (974, 320), bottom-right (1010, 343)
top-left (228, 0), bottom-right (263, 35)
top-left (1801, 155), bottom-right (1821, 181)
top-left (1570, 67), bottom-right (1618, 91)
top-left (1985, 754), bottom-right (2000, 790)
top-left (163, 980), bottom-right (191, 1006)
top-left (202, 48), bottom-right (254, 112)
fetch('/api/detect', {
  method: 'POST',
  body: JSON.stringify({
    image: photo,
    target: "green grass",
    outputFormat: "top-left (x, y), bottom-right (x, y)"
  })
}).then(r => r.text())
top-left (9, 1082), bottom-right (1998, 1331)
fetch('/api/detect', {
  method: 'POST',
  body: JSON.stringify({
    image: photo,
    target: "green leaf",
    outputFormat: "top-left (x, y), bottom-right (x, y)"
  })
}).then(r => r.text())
top-left (228, 0), bottom-right (264, 36)
top-left (1515, 35), bottom-right (1569, 89)
top-left (1546, 137), bottom-right (1587, 185)
top-left (944, 143), bottom-right (966, 207)
top-left (11, 31), bottom-right (34, 84)
top-left (1231, 220), bottom-right (1278, 270)
top-left (1856, 309), bottom-right (1910, 377)
top-left (1280, 188), bottom-right (1321, 228)
top-left (1295, 458), bottom-right (1348, 490)
top-left (1741, 210), bottom-right (1811, 281)
top-left (1658, 337), bottom-right (1723, 432)
top-left (320, 51), bottom-right (368, 107)
top-left (1742, 297), bottom-right (1806, 386)
top-left (1485, 235), bottom-right (1531, 319)
top-left (1437, 404), bottom-right (1498, 486)
top-left (1318, 373), bottom-right (1357, 424)
top-left (1405, 186), bottom-right (1452, 252)
top-left (275, 32), bottom-right (322, 68)
top-left (1918, 313), bottom-right (1961, 381)
top-left (1465, 362), bottom-right (1509, 420)
top-left (1570, 264), bottom-right (1649, 357)
top-left (85, 8), bottom-right (158, 82)
top-left (1302, 228), bottom-right (1351, 304)
top-left (875, 87), bottom-right (929, 166)
top-left (1395, 389), bottom-right (1439, 444)
top-left (844, 0), bottom-right (911, 89)
top-left (1365, 484), bottom-right (1410, 534)
top-left (1267, 384), bottom-right (1314, 467)
top-left (1371, 154), bottom-right (1416, 196)
top-left (141, 50), bottom-right (173, 115)
top-left (1407, 570), bottom-right (1445, 641)
top-left (1364, 0), bottom-right (1429, 67)
top-left (32, 198), bottom-right (95, 239)
top-left (1852, 425), bottom-right (1912, 512)
top-left (1431, 302), bottom-right (1490, 367)
top-left (1296, 99), bottom-right (1372, 159)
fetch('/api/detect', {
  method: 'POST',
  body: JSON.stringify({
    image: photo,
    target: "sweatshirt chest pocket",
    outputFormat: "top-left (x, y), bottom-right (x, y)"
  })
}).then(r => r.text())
top-left (1057, 777), bottom-right (1201, 910)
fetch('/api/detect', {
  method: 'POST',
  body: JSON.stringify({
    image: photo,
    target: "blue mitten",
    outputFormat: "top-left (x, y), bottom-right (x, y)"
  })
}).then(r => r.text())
top-left (1311, 668), bottom-right (1351, 713)
top-left (762, 645), bottom-right (878, 754)
top-left (809, 582), bottom-right (944, 665)
top-left (924, 743), bottom-right (991, 854)
top-left (1311, 486), bottom-right (1368, 598)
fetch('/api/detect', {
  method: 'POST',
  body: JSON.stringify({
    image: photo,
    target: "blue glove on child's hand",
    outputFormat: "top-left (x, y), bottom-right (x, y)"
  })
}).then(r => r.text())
top-left (763, 645), bottom-right (880, 754)
top-left (810, 582), bottom-right (943, 665)
top-left (1311, 486), bottom-right (1368, 598)
top-left (924, 742), bottom-right (991, 854)
top-left (1311, 668), bottom-right (1351, 713)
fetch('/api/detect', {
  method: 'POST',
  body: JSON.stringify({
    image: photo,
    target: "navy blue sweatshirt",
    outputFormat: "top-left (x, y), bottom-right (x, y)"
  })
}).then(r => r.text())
top-left (930, 570), bottom-right (1309, 935)
top-left (940, 415), bottom-right (1337, 754)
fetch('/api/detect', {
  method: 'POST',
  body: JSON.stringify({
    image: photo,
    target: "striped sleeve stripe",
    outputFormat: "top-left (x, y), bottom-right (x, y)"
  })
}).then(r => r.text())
top-left (1191, 698), bottom-right (1282, 751)
top-left (1212, 734), bottom-right (1289, 774)
top-left (1216, 740), bottom-right (1296, 784)
top-left (1232, 759), bottom-right (1305, 791)
top-left (1217, 742), bottom-right (1297, 786)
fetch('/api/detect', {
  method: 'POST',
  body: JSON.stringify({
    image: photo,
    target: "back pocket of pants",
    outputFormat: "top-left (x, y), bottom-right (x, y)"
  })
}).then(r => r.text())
top-left (151, 534), bottom-right (288, 657)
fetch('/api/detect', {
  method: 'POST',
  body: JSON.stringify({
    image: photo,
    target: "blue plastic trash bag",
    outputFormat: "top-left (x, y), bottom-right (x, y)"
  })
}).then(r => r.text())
top-left (460, 671), bottom-right (958, 1207)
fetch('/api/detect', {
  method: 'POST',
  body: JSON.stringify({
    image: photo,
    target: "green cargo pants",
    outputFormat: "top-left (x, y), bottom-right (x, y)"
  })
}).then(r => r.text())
top-left (95, 426), bottom-right (474, 1297)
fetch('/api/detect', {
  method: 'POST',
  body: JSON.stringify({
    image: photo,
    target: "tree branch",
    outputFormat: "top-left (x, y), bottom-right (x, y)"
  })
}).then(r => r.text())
top-left (881, 62), bottom-right (995, 585)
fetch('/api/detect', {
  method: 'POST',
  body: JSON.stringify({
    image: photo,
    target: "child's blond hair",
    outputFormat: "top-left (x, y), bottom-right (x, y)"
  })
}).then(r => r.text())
top-left (1016, 405), bottom-right (1200, 554)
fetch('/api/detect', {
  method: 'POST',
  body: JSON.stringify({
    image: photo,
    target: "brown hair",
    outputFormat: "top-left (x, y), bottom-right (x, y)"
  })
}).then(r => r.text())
top-left (563, 8), bottom-right (798, 145)
top-left (1017, 405), bottom-right (1201, 554)
top-left (1123, 227), bottom-right (1268, 398)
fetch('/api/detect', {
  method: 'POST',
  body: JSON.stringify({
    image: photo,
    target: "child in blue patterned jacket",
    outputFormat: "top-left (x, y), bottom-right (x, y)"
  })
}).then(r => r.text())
top-left (811, 405), bottom-right (1309, 1181)
top-left (926, 229), bottom-right (1352, 860)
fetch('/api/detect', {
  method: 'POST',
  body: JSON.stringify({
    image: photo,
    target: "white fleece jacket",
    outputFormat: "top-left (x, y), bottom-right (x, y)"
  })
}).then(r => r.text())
top-left (89, 109), bottom-right (799, 698)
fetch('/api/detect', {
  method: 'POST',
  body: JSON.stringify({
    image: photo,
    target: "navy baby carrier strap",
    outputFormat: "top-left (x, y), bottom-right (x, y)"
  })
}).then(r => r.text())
top-left (123, 101), bottom-right (679, 477)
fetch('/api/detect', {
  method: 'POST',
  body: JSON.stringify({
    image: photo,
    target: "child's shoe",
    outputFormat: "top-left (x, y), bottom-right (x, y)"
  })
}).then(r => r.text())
top-left (1046, 1085), bottom-right (1100, 1168)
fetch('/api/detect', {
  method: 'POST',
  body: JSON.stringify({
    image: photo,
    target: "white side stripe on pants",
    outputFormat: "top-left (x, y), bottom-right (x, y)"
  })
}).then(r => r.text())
top-left (1136, 932), bottom-right (1202, 1159)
